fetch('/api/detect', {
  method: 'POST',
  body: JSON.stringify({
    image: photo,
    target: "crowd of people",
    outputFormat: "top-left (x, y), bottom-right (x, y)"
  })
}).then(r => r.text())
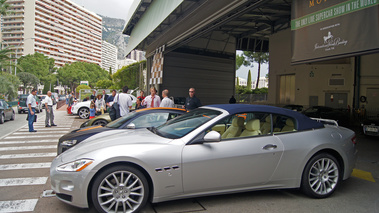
top-left (84, 86), bottom-right (203, 120)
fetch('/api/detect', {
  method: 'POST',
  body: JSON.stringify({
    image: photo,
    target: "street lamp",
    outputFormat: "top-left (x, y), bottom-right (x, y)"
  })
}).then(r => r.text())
top-left (14, 37), bottom-right (35, 76)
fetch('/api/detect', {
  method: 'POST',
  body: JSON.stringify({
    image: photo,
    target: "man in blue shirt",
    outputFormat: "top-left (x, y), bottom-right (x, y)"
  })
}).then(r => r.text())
top-left (27, 89), bottom-right (37, 132)
top-left (184, 87), bottom-right (202, 111)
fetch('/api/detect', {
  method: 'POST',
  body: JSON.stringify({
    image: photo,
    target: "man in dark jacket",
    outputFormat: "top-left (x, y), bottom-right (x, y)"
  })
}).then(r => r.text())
top-left (184, 87), bottom-right (202, 111)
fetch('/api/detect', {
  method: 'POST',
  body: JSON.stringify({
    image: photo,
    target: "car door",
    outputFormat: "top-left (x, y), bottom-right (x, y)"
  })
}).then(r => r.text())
top-left (181, 112), bottom-right (284, 194)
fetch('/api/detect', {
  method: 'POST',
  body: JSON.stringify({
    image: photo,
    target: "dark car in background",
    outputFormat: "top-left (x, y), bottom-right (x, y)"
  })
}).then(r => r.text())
top-left (58, 107), bottom-right (186, 154)
top-left (18, 94), bottom-right (43, 113)
top-left (0, 99), bottom-right (15, 124)
top-left (361, 117), bottom-right (379, 136)
top-left (302, 106), bottom-right (350, 127)
top-left (283, 104), bottom-right (303, 112)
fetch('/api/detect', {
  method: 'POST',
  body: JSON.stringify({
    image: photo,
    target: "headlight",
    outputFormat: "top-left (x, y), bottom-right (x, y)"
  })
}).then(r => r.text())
top-left (61, 140), bottom-right (77, 146)
top-left (80, 121), bottom-right (90, 128)
top-left (57, 159), bottom-right (93, 172)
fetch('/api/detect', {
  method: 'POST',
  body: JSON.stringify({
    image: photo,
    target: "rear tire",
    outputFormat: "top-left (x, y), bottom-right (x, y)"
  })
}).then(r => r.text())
top-left (91, 165), bottom-right (149, 213)
top-left (301, 153), bottom-right (341, 198)
top-left (0, 114), bottom-right (4, 124)
top-left (10, 111), bottom-right (15, 120)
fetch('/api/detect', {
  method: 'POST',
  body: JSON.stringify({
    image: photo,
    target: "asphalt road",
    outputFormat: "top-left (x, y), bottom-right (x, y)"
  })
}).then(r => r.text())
top-left (0, 109), bottom-right (378, 213)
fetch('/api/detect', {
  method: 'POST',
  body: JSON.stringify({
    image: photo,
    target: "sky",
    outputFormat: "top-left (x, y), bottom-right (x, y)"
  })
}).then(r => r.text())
top-left (70, 0), bottom-right (269, 81)
top-left (70, 0), bottom-right (133, 20)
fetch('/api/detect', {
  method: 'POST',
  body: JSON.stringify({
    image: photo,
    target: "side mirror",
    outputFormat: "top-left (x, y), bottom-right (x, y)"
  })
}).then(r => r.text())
top-left (203, 130), bottom-right (221, 142)
top-left (126, 123), bottom-right (136, 129)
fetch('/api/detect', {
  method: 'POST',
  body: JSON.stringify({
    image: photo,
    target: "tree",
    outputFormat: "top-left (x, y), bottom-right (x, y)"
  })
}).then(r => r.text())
top-left (0, 72), bottom-right (21, 100)
top-left (240, 51), bottom-right (269, 89)
top-left (58, 62), bottom-right (108, 91)
top-left (247, 70), bottom-right (252, 91)
top-left (17, 72), bottom-right (40, 94)
top-left (236, 54), bottom-right (245, 70)
top-left (17, 53), bottom-right (56, 90)
top-left (0, 0), bottom-right (10, 16)
top-left (113, 61), bottom-right (145, 90)
top-left (96, 79), bottom-right (113, 89)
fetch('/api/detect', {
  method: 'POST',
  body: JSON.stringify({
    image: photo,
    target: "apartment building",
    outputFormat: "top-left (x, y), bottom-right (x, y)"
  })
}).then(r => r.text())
top-left (1, 0), bottom-right (102, 67)
top-left (128, 49), bottom-right (145, 62)
top-left (101, 40), bottom-right (117, 73)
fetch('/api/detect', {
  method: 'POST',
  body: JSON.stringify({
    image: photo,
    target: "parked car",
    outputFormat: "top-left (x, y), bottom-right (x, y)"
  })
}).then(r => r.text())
top-left (17, 94), bottom-right (42, 113)
top-left (51, 104), bottom-right (357, 213)
top-left (71, 94), bottom-right (137, 119)
top-left (58, 107), bottom-right (186, 154)
top-left (302, 106), bottom-right (349, 127)
top-left (0, 99), bottom-right (15, 124)
top-left (58, 95), bottom-right (66, 101)
top-left (38, 95), bottom-right (47, 109)
top-left (361, 117), bottom-right (379, 136)
top-left (283, 104), bottom-right (303, 112)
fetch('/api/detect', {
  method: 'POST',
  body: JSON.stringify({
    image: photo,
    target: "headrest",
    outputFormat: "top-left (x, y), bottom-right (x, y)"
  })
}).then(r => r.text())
top-left (265, 116), bottom-right (271, 122)
top-left (246, 119), bottom-right (260, 131)
top-left (286, 119), bottom-right (294, 127)
top-left (232, 117), bottom-right (244, 127)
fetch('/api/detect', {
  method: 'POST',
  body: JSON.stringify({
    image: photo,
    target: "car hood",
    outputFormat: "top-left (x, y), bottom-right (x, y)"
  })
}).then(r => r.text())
top-left (60, 128), bottom-right (172, 162)
top-left (60, 125), bottom-right (111, 142)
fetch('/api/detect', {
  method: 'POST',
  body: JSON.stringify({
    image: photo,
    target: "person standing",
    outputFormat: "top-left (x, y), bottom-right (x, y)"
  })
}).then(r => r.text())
top-left (43, 91), bottom-right (57, 127)
top-left (90, 90), bottom-right (97, 102)
top-left (184, 87), bottom-right (202, 111)
top-left (95, 94), bottom-right (106, 115)
top-left (229, 95), bottom-right (236, 104)
top-left (27, 89), bottom-right (38, 132)
top-left (137, 90), bottom-right (145, 100)
top-left (106, 89), bottom-right (116, 109)
top-left (114, 86), bottom-right (132, 117)
top-left (142, 87), bottom-right (161, 108)
top-left (160, 89), bottom-right (174, 108)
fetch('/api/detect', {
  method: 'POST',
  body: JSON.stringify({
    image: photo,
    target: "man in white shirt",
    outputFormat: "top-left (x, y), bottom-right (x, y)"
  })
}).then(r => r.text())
top-left (114, 86), bottom-right (132, 117)
top-left (160, 89), bottom-right (174, 108)
top-left (142, 87), bottom-right (161, 108)
top-left (27, 89), bottom-right (37, 132)
top-left (43, 91), bottom-right (57, 127)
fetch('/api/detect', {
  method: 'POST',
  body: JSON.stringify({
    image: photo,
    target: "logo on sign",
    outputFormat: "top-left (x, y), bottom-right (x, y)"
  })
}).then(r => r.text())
top-left (314, 31), bottom-right (348, 51)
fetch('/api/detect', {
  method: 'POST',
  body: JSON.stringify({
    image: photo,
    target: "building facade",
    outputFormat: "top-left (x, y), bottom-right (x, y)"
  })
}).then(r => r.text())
top-left (1, 0), bottom-right (102, 67)
top-left (116, 58), bottom-right (137, 70)
top-left (128, 49), bottom-right (145, 62)
top-left (101, 40), bottom-right (117, 73)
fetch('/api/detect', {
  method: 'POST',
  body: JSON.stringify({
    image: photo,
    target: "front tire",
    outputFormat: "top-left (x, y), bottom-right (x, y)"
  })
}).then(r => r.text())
top-left (78, 107), bottom-right (89, 119)
top-left (91, 165), bottom-right (149, 213)
top-left (301, 153), bottom-right (341, 198)
top-left (92, 119), bottom-right (108, 126)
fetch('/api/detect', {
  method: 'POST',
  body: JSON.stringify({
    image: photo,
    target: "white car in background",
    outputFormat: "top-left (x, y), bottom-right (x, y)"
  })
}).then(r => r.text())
top-left (71, 94), bottom-right (137, 119)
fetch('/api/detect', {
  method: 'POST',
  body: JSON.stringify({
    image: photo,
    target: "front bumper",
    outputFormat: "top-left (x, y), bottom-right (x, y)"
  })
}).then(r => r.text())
top-left (50, 156), bottom-right (95, 209)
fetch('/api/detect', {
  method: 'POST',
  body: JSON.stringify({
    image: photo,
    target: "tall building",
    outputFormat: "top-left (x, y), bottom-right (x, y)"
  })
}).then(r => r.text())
top-left (101, 40), bottom-right (117, 73)
top-left (1, 0), bottom-right (102, 67)
top-left (128, 50), bottom-right (145, 62)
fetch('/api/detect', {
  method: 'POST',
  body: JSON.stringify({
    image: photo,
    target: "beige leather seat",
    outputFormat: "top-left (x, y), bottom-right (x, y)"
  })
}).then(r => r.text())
top-left (281, 119), bottom-right (295, 132)
top-left (221, 117), bottom-right (244, 139)
top-left (260, 116), bottom-right (271, 135)
top-left (240, 119), bottom-right (261, 137)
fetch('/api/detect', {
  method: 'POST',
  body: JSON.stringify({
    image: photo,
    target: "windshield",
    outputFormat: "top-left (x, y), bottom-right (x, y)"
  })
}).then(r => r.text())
top-left (155, 108), bottom-right (222, 139)
top-left (105, 111), bottom-right (139, 128)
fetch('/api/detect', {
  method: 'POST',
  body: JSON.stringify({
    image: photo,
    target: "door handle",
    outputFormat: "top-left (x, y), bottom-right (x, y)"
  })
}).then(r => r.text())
top-left (263, 144), bottom-right (277, 150)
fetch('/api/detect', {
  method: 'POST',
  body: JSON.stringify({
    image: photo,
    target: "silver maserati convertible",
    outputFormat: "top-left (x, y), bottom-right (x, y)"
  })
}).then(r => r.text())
top-left (50, 104), bottom-right (357, 213)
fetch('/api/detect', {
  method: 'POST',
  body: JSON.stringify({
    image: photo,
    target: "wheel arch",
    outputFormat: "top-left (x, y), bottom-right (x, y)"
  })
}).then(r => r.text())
top-left (302, 148), bottom-right (345, 180)
top-left (87, 161), bottom-right (154, 206)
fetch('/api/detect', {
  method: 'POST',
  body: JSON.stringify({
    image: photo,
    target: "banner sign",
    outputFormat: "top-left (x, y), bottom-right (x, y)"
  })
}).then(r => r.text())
top-left (149, 45), bottom-right (165, 84)
top-left (291, 0), bottom-right (379, 64)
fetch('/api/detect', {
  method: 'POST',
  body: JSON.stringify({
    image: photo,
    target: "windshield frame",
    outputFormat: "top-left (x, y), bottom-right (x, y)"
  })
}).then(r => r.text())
top-left (154, 108), bottom-right (222, 139)
top-left (105, 111), bottom-right (139, 128)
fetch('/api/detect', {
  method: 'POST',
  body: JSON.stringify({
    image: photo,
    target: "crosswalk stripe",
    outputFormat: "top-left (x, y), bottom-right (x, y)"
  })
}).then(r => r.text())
top-left (18, 128), bottom-right (71, 132)
top-left (0, 177), bottom-right (48, 186)
top-left (0, 199), bottom-right (38, 212)
top-left (0, 153), bottom-right (56, 159)
top-left (0, 162), bottom-right (51, 170)
top-left (0, 140), bottom-right (58, 145)
top-left (4, 135), bottom-right (64, 139)
top-left (12, 131), bottom-right (69, 134)
top-left (0, 145), bottom-right (56, 151)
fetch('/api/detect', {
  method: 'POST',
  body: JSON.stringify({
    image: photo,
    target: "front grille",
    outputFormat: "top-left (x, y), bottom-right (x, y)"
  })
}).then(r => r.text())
top-left (56, 193), bottom-right (72, 202)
